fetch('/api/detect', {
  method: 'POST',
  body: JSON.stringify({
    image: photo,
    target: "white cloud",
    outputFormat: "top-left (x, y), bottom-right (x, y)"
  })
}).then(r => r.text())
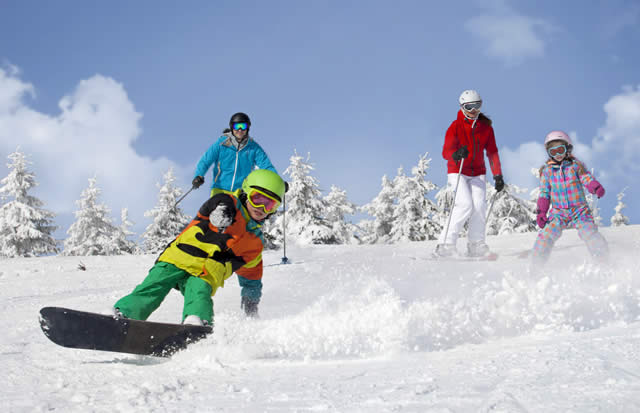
top-left (0, 65), bottom-right (35, 112)
top-left (593, 85), bottom-right (640, 177)
top-left (500, 141), bottom-right (545, 191)
top-left (0, 67), bottom-right (191, 235)
top-left (465, 5), bottom-right (552, 66)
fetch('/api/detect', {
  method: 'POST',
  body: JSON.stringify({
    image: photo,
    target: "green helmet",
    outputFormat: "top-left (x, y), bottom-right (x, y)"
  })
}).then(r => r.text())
top-left (242, 169), bottom-right (285, 202)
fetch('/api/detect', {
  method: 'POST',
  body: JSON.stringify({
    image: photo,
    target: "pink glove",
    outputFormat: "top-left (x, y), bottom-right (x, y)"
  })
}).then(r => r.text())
top-left (586, 180), bottom-right (605, 198)
top-left (536, 197), bottom-right (550, 229)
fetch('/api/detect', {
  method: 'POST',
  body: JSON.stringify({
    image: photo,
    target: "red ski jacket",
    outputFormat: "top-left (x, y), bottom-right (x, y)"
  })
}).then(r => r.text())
top-left (442, 111), bottom-right (502, 177)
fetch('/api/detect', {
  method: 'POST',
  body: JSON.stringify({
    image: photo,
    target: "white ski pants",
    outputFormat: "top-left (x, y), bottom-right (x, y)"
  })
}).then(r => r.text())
top-left (438, 173), bottom-right (487, 245)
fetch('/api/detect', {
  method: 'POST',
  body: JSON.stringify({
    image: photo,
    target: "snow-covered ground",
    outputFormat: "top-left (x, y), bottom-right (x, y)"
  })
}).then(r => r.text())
top-left (2, 226), bottom-right (640, 412)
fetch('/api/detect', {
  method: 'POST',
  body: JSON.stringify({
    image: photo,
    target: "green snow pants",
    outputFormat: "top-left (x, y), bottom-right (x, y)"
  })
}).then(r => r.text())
top-left (114, 261), bottom-right (214, 323)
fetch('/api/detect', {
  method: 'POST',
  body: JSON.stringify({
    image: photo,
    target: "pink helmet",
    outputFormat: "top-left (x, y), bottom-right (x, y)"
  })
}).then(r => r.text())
top-left (544, 130), bottom-right (572, 146)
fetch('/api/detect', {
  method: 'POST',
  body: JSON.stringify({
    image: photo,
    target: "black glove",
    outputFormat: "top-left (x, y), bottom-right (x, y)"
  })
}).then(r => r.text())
top-left (452, 146), bottom-right (469, 161)
top-left (192, 175), bottom-right (204, 189)
top-left (284, 181), bottom-right (290, 193)
top-left (241, 296), bottom-right (259, 318)
top-left (494, 175), bottom-right (505, 192)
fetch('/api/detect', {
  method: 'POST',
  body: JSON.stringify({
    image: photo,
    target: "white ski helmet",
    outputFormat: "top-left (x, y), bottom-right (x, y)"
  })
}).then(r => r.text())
top-left (459, 89), bottom-right (482, 105)
top-left (544, 130), bottom-right (572, 146)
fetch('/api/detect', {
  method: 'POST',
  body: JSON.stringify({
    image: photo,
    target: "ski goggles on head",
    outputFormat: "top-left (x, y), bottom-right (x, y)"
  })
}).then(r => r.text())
top-left (232, 122), bottom-right (248, 131)
top-left (247, 188), bottom-right (281, 214)
top-left (547, 144), bottom-right (567, 157)
top-left (461, 102), bottom-right (482, 111)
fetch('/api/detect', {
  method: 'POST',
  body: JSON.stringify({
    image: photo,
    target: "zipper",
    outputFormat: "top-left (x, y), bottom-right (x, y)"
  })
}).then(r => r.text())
top-left (470, 119), bottom-right (477, 175)
top-left (560, 163), bottom-right (569, 208)
top-left (229, 141), bottom-right (248, 191)
top-left (230, 150), bottom-right (239, 191)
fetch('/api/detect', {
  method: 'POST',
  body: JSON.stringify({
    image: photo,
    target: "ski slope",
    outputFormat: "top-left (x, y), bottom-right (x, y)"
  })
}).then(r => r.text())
top-left (2, 226), bottom-right (639, 412)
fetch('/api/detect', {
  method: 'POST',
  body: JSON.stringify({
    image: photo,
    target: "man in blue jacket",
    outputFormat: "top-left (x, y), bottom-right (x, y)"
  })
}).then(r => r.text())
top-left (192, 112), bottom-right (277, 196)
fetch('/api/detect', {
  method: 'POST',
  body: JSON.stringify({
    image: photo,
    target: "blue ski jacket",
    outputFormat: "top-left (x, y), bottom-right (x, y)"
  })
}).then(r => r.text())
top-left (194, 132), bottom-right (277, 192)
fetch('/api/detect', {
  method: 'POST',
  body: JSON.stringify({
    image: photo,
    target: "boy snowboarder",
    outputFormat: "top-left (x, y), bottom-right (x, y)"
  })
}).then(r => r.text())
top-left (114, 169), bottom-right (286, 325)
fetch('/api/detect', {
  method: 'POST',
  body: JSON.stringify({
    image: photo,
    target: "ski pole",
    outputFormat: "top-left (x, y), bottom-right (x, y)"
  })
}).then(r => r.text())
top-left (173, 185), bottom-right (195, 209)
top-left (484, 188), bottom-right (504, 237)
top-left (485, 189), bottom-right (501, 221)
top-left (281, 192), bottom-right (289, 264)
top-left (441, 158), bottom-right (464, 245)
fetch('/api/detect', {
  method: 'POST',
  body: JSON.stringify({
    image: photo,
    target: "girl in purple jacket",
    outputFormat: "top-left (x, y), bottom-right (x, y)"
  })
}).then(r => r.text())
top-left (532, 131), bottom-right (608, 264)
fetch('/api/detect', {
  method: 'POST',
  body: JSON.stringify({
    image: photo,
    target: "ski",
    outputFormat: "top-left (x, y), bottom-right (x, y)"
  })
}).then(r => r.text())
top-left (426, 252), bottom-right (499, 262)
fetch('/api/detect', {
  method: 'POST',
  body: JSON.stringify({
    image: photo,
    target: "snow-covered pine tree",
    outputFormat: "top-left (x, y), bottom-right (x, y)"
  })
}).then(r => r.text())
top-left (434, 182), bottom-right (453, 230)
top-left (389, 154), bottom-right (441, 242)
top-left (485, 182), bottom-right (536, 236)
top-left (389, 152), bottom-right (441, 242)
top-left (0, 148), bottom-right (58, 257)
top-left (584, 168), bottom-right (603, 226)
top-left (414, 153), bottom-right (442, 240)
top-left (63, 177), bottom-right (121, 256)
top-left (259, 214), bottom-right (281, 250)
top-left (142, 167), bottom-right (191, 254)
top-left (388, 167), bottom-right (418, 242)
top-left (610, 187), bottom-right (629, 227)
top-left (529, 167), bottom-right (541, 202)
top-left (323, 185), bottom-right (359, 244)
top-left (585, 191), bottom-right (602, 226)
top-left (111, 208), bottom-right (139, 254)
top-left (360, 174), bottom-right (396, 244)
top-left (280, 151), bottom-right (335, 244)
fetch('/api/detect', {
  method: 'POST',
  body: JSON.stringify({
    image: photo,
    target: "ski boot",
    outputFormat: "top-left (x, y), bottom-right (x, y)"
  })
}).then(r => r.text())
top-left (183, 315), bottom-right (209, 326)
top-left (241, 296), bottom-right (260, 318)
top-left (433, 243), bottom-right (456, 258)
top-left (467, 241), bottom-right (491, 258)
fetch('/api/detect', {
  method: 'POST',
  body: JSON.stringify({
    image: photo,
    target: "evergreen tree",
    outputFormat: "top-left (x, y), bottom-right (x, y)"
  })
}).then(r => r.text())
top-left (434, 179), bottom-right (459, 238)
top-left (585, 168), bottom-right (603, 227)
top-left (485, 182), bottom-right (536, 236)
top-left (142, 167), bottom-right (191, 253)
top-left (111, 208), bottom-right (139, 254)
top-left (585, 191), bottom-right (603, 227)
top-left (414, 153), bottom-right (442, 240)
top-left (389, 153), bottom-right (441, 242)
top-left (323, 185), bottom-right (359, 244)
top-left (0, 148), bottom-right (58, 257)
top-left (63, 177), bottom-right (121, 256)
top-left (361, 175), bottom-right (396, 244)
top-left (610, 187), bottom-right (629, 227)
top-left (259, 214), bottom-right (282, 250)
top-left (281, 151), bottom-right (335, 244)
top-left (529, 167), bottom-right (542, 202)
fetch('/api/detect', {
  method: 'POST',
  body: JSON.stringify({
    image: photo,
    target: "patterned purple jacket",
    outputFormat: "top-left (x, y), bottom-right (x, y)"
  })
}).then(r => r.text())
top-left (539, 158), bottom-right (595, 210)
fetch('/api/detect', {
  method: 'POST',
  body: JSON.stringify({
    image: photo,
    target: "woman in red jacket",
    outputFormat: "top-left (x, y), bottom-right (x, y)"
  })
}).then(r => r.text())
top-left (434, 90), bottom-right (505, 258)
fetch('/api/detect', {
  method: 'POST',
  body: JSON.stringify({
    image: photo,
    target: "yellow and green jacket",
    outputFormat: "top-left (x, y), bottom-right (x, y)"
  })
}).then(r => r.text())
top-left (157, 191), bottom-right (264, 295)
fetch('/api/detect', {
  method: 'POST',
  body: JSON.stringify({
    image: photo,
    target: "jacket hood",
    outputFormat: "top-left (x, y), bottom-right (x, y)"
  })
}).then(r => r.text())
top-left (222, 131), bottom-right (252, 150)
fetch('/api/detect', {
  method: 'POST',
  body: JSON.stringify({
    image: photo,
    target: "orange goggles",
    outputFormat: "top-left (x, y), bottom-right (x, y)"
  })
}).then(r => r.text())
top-left (247, 188), bottom-right (281, 214)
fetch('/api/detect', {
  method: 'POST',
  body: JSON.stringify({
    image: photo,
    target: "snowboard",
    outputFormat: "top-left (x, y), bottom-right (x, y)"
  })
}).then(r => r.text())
top-left (39, 307), bottom-right (212, 357)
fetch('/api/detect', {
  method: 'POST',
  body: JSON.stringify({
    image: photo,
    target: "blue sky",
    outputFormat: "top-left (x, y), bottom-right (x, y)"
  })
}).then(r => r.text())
top-left (1, 0), bottom-right (639, 239)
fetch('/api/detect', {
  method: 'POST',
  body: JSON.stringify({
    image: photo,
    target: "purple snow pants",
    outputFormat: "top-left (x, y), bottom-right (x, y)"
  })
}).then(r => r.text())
top-left (532, 205), bottom-right (608, 263)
